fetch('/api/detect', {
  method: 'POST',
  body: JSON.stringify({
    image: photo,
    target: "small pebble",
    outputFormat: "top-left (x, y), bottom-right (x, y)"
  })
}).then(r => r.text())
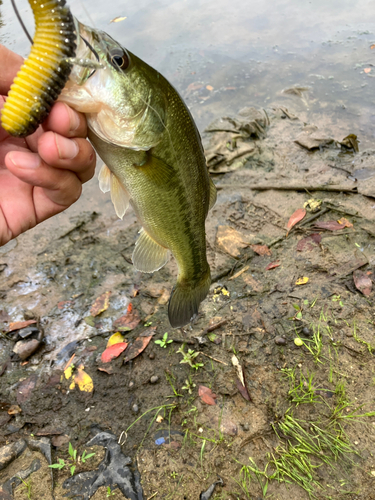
top-left (149, 353), bottom-right (155, 360)
top-left (132, 404), bottom-right (139, 413)
top-left (346, 332), bottom-right (353, 337)
top-left (128, 381), bottom-right (135, 389)
top-left (275, 336), bottom-right (286, 346)
top-left (150, 375), bottom-right (159, 384)
top-left (302, 327), bottom-right (311, 336)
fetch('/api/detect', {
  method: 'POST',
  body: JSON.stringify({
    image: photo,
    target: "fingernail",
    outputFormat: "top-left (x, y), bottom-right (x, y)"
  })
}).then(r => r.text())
top-left (65, 104), bottom-right (80, 132)
top-left (8, 151), bottom-right (41, 169)
top-left (55, 134), bottom-right (79, 160)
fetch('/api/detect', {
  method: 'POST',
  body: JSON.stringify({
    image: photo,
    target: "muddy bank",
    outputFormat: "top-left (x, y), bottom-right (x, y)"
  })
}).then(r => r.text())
top-left (1, 105), bottom-right (375, 499)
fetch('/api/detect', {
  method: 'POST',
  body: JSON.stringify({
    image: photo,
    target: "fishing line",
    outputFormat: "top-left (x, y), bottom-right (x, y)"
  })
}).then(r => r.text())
top-left (11, 0), bottom-right (33, 44)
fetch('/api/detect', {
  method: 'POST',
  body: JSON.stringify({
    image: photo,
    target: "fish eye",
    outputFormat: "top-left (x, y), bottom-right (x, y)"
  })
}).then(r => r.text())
top-left (110, 50), bottom-right (129, 70)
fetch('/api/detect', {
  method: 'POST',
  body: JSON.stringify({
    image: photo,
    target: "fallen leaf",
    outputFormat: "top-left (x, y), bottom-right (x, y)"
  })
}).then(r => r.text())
top-left (250, 244), bottom-right (271, 256)
top-left (7, 405), bottom-right (22, 415)
top-left (110, 16), bottom-right (127, 23)
top-left (113, 303), bottom-right (141, 331)
top-left (286, 208), bottom-right (306, 235)
top-left (97, 366), bottom-right (114, 375)
top-left (57, 300), bottom-right (74, 310)
top-left (123, 335), bottom-right (153, 363)
top-left (337, 217), bottom-right (353, 228)
top-left (198, 385), bottom-right (217, 405)
top-left (63, 354), bottom-right (76, 372)
top-left (106, 332), bottom-right (125, 347)
top-left (353, 270), bottom-right (372, 296)
top-left (314, 221), bottom-right (346, 231)
top-left (371, 44), bottom-right (375, 49)
top-left (216, 225), bottom-right (249, 258)
top-left (295, 277), bottom-right (309, 285)
top-left (90, 291), bottom-right (111, 317)
top-left (100, 342), bottom-right (128, 363)
top-left (17, 375), bottom-right (38, 404)
top-left (266, 260), bottom-right (280, 270)
top-left (364, 68), bottom-right (372, 73)
top-left (296, 233), bottom-right (322, 251)
top-left (8, 320), bottom-right (37, 332)
top-left (64, 365), bottom-right (73, 380)
top-left (206, 85), bottom-right (214, 91)
top-left (74, 365), bottom-right (94, 392)
top-left (236, 379), bottom-right (251, 401)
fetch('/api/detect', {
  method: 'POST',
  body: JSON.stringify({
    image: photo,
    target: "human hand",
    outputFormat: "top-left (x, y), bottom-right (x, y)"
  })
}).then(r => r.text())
top-left (0, 45), bottom-right (96, 246)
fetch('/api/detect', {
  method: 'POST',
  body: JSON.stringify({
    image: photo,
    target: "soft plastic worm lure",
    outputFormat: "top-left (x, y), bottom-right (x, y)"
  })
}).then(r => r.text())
top-left (1, 0), bottom-right (76, 137)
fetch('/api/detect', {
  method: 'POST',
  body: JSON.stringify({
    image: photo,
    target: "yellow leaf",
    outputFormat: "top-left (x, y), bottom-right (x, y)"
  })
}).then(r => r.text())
top-left (74, 365), bottom-right (94, 392)
top-left (64, 366), bottom-right (73, 380)
top-left (90, 291), bottom-right (111, 317)
top-left (295, 277), bottom-right (309, 285)
top-left (107, 332), bottom-right (125, 347)
top-left (69, 380), bottom-right (76, 390)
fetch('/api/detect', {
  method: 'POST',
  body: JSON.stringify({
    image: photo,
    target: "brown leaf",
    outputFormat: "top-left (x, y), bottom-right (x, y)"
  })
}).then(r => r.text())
top-left (198, 385), bottom-right (217, 405)
top-left (265, 260), bottom-right (280, 270)
top-left (314, 221), bottom-right (346, 231)
top-left (296, 233), bottom-right (322, 252)
top-left (286, 208), bottom-right (306, 235)
top-left (98, 366), bottom-right (114, 375)
top-left (353, 270), bottom-right (372, 296)
top-left (90, 291), bottom-right (111, 317)
top-left (8, 320), bottom-right (37, 332)
top-left (57, 300), bottom-right (74, 310)
top-left (236, 379), bottom-right (251, 401)
top-left (337, 217), bottom-right (353, 228)
top-left (113, 303), bottom-right (141, 331)
top-left (7, 405), bottom-right (22, 415)
top-left (250, 244), bottom-right (271, 256)
top-left (216, 225), bottom-right (249, 258)
top-left (123, 335), bottom-right (153, 363)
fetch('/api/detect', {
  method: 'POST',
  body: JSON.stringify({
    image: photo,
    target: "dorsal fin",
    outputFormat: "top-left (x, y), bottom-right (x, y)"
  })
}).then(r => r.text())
top-left (132, 228), bottom-right (169, 273)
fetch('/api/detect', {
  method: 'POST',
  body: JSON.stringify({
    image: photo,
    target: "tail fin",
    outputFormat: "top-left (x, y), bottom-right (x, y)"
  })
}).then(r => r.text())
top-left (168, 267), bottom-right (211, 328)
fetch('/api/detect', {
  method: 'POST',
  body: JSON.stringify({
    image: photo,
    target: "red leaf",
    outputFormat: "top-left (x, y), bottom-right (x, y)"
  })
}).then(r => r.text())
top-left (198, 385), bottom-right (217, 405)
top-left (123, 336), bottom-right (152, 363)
top-left (100, 343), bottom-right (128, 363)
top-left (286, 208), bottom-right (306, 235)
top-left (296, 233), bottom-right (322, 252)
top-left (8, 320), bottom-right (36, 332)
top-left (113, 303), bottom-right (141, 331)
top-left (266, 260), bottom-right (280, 270)
top-left (236, 379), bottom-right (251, 401)
top-left (353, 270), bottom-right (372, 296)
top-left (250, 244), bottom-right (271, 256)
top-left (314, 221), bottom-right (346, 231)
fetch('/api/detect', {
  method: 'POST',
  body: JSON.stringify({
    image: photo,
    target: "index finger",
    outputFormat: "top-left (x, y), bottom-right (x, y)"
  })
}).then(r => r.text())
top-left (0, 45), bottom-right (23, 95)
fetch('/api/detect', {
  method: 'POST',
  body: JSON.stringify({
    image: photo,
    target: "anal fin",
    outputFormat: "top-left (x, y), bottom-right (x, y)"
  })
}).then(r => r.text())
top-left (132, 228), bottom-right (169, 273)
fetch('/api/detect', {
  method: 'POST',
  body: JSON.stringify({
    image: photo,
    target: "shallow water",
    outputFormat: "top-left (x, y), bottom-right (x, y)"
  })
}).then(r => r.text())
top-left (0, 0), bottom-right (374, 225)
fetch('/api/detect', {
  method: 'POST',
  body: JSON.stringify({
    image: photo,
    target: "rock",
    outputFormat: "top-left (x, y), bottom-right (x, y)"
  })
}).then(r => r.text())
top-left (0, 439), bottom-right (27, 471)
top-left (150, 375), bottom-right (159, 384)
top-left (220, 419), bottom-right (238, 436)
top-left (148, 353), bottom-right (155, 360)
top-left (132, 404), bottom-right (139, 414)
top-left (275, 336), bottom-right (286, 345)
top-left (128, 381), bottom-right (135, 389)
top-left (51, 435), bottom-right (70, 447)
top-left (13, 339), bottom-right (41, 360)
top-left (302, 327), bottom-right (312, 336)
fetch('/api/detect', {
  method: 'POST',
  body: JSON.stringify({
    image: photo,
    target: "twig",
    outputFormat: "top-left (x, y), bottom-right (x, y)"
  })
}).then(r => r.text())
top-left (201, 319), bottom-right (228, 335)
top-left (147, 493), bottom-right (158, 500)
top-left (216, 184), bottom-right (357, 193)
top-left (198, 352), bottom-right (228, 366)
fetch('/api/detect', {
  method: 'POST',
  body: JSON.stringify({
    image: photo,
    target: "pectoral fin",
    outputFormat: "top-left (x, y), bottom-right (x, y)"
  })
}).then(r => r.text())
top-left (110, 174), bottom-right (130, 219)
top-left (208, 176), bottom-right (217, 210)
top-left (132, 228), bottom-right (169, 273)
top-left (98, 164), bottom-right (111, 193)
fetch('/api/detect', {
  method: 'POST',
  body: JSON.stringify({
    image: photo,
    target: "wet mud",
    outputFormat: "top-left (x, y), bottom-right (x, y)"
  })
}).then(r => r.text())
top-left (1, 103), bottom-right (375, 499)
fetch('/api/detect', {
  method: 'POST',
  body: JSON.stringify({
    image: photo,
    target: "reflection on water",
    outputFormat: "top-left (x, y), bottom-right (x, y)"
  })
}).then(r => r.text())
top-left (0, 0), bottom-right (374, 224)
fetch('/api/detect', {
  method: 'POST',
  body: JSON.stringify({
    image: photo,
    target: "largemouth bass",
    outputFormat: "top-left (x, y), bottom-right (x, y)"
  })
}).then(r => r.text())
top-left (60, 20), bottom-right (217, 328)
